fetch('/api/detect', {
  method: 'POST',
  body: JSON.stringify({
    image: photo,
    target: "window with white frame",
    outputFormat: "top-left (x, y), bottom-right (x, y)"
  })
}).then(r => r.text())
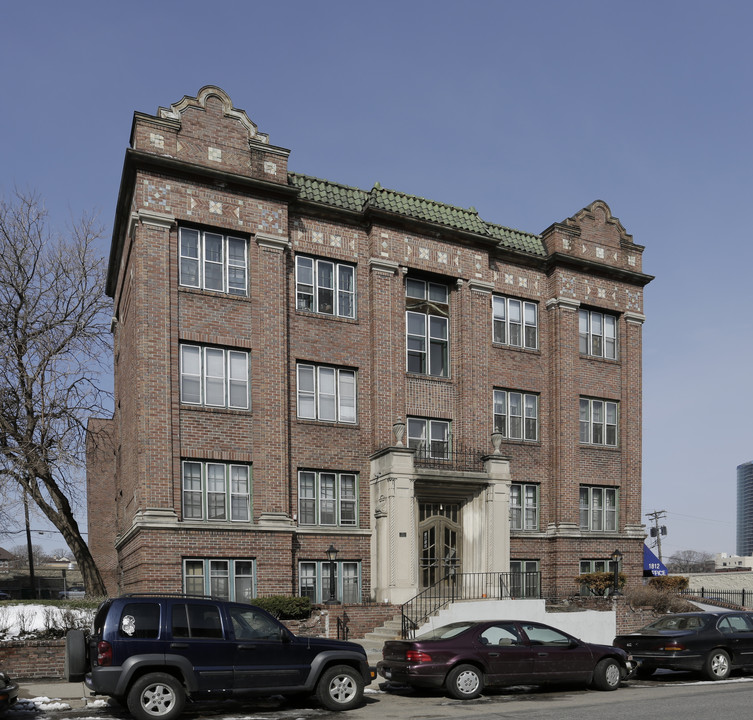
top-left (579, 398), bottom-right (618, 446)
top-left (296, 364), bottom-right (356, 423)
top-left (299, 561), bottom-right (361, 604)
top-left (494, 390), bottom-right (538, 441)
top-left (179, 228), bottom-right (247, 296)
top-left (183, 558), bottom-right (255, 601)
top-left (510, 484), bottom-right (538, 531)
top-left (180, 345), bottom-right (249, 409)
top-left (406, 278), bottom-right (449, 377)
top-left (407, 417), bottom-right (450, 459)
top-left (579, 486), bottom-right (618, 531)
top-left (295, 256), bottom-right (356, 318)
top-left (510, 560), bottom-right (540, 598)
top-left (579, 309), bottom-right (617, 359)
top-left (182, 461), bottom-right (251, 522)
top-left (298, 471), bottom-right (357, 527)
top-left (493, 296), bottom-right (538, 349)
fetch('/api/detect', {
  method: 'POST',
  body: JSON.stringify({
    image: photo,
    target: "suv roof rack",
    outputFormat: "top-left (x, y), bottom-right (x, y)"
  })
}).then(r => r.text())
top-left (119, 592), bottom-right (220, 599)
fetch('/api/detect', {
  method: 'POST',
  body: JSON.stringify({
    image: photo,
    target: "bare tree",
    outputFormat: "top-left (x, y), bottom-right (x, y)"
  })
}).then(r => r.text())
top-left (665, 549), bottom-right (715, 574)
top-left (0, 191), bottom-right (112, 595)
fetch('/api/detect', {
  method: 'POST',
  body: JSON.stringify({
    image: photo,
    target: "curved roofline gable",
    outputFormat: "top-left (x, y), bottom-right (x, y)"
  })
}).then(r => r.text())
top-left (568, 199), bottom-right (633, 245)
top-left (158, 85), bottom-right (270, 144)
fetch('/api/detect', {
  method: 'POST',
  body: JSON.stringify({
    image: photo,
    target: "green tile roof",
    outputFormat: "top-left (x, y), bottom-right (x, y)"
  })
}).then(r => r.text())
top-left (289, 172), bottom-right (545, 257)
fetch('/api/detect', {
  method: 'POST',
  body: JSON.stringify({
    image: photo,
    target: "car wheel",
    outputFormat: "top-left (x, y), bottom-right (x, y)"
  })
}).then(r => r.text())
top-left (703, 649), bottom-right (731, 680)
top-left (127, 673), bottom-right (186, 720)
top-left (64, 629), bottom-right (87, 682)
top-left (315, 664), bottom-right (364, 711)
top-left (592, 658), bottom-right (622, 691)
top-left (445, 664), bottom-right (484, 700)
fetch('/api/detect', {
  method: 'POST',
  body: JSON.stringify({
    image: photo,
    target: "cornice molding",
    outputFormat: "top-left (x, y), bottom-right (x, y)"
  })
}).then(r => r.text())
top-left (546, 296), bottom-right (581, 312)
top-left (255, 233), bottom-right (290, 252)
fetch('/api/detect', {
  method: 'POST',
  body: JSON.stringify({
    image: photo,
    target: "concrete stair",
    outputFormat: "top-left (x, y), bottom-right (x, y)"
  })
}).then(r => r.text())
top-left (355, 614), bottom-right (403, 658)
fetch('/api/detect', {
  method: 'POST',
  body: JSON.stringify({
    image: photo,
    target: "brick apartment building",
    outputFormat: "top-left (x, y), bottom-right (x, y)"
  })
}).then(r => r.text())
top-left (87, 86), bottom-right (652, 605)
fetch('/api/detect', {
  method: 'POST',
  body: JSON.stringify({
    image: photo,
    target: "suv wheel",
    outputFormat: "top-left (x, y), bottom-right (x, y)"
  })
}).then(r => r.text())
top-left (64, 629), bottom-right (87, 682)
top-left (127, 673), bottom-right (186, 720)
top-left (315, 664), bottom-right (364, 711)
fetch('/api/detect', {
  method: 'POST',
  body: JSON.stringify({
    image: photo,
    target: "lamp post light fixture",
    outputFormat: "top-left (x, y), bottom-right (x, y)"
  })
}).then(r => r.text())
top-left (611, 549), bottom-right (623, 596)
top-left (325, 544), bottom-right (340, 605)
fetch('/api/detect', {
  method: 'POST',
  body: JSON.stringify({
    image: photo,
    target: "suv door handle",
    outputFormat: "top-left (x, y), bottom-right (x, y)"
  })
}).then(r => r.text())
top-left (238, 644), bottom-right (257, 650)
top-left (170, 643), bottom-right (189, 649)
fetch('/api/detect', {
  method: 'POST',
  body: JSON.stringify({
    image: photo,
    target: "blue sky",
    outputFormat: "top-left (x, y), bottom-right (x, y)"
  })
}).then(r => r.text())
top-left (1, 0), bottom-right (751, 559)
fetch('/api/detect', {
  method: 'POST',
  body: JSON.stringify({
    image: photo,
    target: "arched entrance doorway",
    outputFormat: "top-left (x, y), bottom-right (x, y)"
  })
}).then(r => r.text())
top-left (418, 502), bottom-right (461, 588)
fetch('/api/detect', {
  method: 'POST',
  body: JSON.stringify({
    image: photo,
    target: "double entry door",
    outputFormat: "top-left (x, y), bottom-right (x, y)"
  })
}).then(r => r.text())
top-left (419, 502), bottom-right (462, 588)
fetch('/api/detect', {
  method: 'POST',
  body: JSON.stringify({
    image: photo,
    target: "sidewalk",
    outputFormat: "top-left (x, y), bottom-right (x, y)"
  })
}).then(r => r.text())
top-left (15, 680), bottom-right (92, 709)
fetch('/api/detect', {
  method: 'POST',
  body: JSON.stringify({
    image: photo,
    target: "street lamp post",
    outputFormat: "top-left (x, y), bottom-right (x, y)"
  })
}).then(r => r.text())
top-left (611, 549), bottom-right (623, 596)
top-left (325, 544), bottom-right (340, 605)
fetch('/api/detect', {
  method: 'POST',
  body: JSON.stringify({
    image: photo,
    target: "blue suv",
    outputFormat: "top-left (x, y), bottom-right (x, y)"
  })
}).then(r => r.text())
top-left (65, 595), bottom-right (371, 719)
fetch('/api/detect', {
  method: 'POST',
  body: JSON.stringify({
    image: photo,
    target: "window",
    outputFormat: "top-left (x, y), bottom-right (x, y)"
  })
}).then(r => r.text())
top-left (493, 296), bottom-right (537, 349)
top-left (407, 417), bottom-right (450, 459)
top-left (296, 364), bottom-right (356, 423)
top-left (494, 390), bottom-right (538, 441)
top-left (579, 486), bottom-right (618, 531)
top-left (182, 461), bottom-right (251, 522)
top-left (509, 560), bottom-right (540, 598)
top-left (510, 484), bottom-right (538, 531)
top-left (298, 471), bottom-right (357, 526)
top-left (179, 228), bottom-right (247, 296)
top-left (579, 309), bottom-right (617, 359)
top-left (299, 561), bottom-right (361, 604)
top-left (183, 559), bottom-right (256, 602)
top-left (578, 559), bottom-right (612, 595)
top-left (406, 278), bottom-right (449, 377)
top-left (180, 345), bottom-right (249, 409)
top-left (579, 398), bottom-right (618, 446)
top-left (295, 256), bottom-right (356, 318)
top-left (580, 559), bottom-right (609, 574)
top-left (118, 603), bottom-right (160, 639)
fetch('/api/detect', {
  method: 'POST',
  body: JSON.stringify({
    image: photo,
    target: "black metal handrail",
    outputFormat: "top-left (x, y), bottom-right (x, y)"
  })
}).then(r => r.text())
top-left (401, 571), bottom-right (541, 638)
top-left (336, 611), bottom-right (350, 640)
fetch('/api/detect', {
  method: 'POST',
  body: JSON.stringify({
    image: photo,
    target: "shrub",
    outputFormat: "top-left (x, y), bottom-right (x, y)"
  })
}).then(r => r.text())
top-left (575, 572), bottom-right (626, 596)
top-left (624, 584), bottom-right (696, 614)
top-left (250, 596), bottom-right (311, 620)
top-left (648, 575), bottom-right (688, 591)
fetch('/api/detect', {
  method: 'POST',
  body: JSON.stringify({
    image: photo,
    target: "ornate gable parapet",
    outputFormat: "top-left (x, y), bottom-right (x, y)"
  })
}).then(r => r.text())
top-left (157, 85), bottom-right (270, 144)
top-left (541, 200), bottom-right (647, 276)
top-left (129, 86), bottom-right (289, 183)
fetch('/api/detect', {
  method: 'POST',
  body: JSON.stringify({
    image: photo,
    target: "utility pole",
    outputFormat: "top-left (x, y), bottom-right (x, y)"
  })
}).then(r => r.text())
top-left (645, 510), bottom-right (667, 562)
top-left (23, 489), bottom-right (36, 598)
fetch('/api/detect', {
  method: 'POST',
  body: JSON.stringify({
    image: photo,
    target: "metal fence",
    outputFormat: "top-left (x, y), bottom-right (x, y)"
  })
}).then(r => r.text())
top-left (401, 571), bottom-right (541, 638)
top-left (679, 587), bottom-right (751, 608)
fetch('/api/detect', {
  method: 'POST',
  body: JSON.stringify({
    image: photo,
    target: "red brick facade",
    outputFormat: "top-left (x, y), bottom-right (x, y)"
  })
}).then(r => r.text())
top-left (88, 86), bottom-right (652, 604)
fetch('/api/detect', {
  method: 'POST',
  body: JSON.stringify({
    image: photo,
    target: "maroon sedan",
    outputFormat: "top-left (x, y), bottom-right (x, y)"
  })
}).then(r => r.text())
top-left (377, 619), bottom-right (633, 699)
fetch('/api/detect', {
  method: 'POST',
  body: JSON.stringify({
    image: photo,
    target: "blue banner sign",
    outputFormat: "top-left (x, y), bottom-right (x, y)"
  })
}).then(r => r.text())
top-left (643, 544), bottom-right (668, 576)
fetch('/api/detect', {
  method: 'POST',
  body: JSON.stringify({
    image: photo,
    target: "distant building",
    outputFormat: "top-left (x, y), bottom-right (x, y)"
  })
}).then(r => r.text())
top-left (716, 552), bottom-right (753, 571)
top-left (87, 86), bottom-right (653, 604)
top-left (0, 548), bottom-right (12, 573)
top-left (737, 461), bottom-right (753, 555)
